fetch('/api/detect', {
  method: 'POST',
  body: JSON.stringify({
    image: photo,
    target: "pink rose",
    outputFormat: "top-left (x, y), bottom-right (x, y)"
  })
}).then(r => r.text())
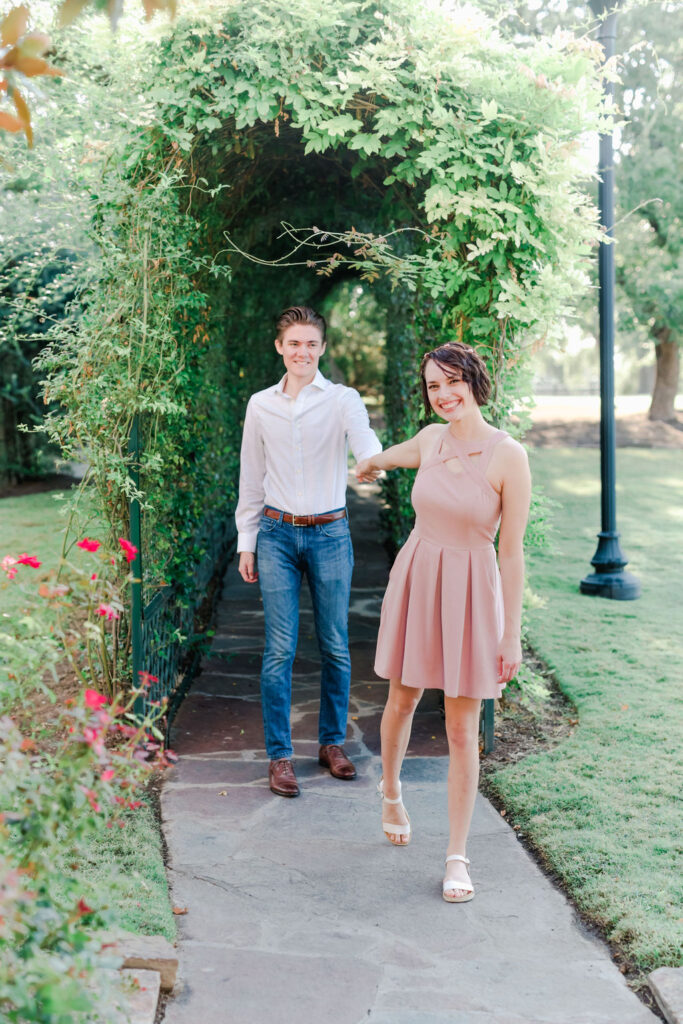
top-left (96, 603), bottom-right (119, 621)
top-left (138, 671), bottom-right (159, 689)
top-left (118, 538), bottom-right (138, 564)
top-left (17, 553), bottom-right (41, 568)
top-left (2, 556), bottom-right (18, 580)
top-left (84, 689), bottom-right (107, 710)
top-left (77, 538), bottom-right (101, 552)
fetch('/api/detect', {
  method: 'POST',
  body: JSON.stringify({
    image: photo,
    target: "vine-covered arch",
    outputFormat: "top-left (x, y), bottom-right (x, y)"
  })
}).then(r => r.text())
top-left (41, 0), bottom-right (606, 695)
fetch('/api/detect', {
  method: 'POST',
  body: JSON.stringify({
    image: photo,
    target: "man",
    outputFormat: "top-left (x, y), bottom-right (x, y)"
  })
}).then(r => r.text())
top-left (236, 305), bottom-right (382, 797)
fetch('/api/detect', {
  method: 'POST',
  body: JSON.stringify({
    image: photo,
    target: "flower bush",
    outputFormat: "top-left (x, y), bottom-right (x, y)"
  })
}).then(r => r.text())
top-left (0, 541), bottom-right (175, 1023)
top-left (0, 693), bottom-right (174, 1023)
top-left (3, 532), bottom-right (140, 704)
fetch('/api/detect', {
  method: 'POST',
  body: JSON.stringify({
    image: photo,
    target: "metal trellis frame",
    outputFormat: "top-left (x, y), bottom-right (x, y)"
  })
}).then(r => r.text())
top-left (128, 414), bottom-right (236, 733)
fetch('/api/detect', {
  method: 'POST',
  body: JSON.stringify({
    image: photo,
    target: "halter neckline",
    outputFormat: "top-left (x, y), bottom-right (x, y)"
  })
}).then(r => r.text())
top-left (439, 427), bottom-right (507, 454)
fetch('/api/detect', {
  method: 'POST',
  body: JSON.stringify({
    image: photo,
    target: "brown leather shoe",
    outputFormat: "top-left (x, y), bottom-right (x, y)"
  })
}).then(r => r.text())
top-left (269, 758), bottom-right (300, 797)
top-left (318, 744), bottom-right (357, 780)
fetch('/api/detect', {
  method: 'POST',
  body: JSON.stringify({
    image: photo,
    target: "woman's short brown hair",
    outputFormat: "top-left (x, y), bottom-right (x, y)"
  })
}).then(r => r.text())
top-left (275, 305), bottom-right (326, 342)
top-left (420, 342), bottom-right (491, 416)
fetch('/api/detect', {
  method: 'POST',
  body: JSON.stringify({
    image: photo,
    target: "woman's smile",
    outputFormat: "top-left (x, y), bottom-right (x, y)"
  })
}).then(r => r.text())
top-left (439, 398), bottom-right (462, 413)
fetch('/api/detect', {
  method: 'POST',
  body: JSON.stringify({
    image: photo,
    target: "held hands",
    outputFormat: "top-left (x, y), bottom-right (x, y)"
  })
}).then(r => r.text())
top-left (355, 457), bottom-right (382, 483)
top-left (497, 635), bottom-right (522, 685)
top-left (238, 551), bottom-right (258, 583)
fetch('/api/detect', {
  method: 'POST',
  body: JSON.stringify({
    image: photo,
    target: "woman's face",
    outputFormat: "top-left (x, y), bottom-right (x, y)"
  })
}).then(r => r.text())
top-left (423, 359), bottom-right (475, 421)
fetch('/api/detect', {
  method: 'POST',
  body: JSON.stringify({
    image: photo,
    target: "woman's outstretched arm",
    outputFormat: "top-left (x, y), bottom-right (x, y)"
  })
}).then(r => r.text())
top-left (355, 425), bottom-right (439, 481)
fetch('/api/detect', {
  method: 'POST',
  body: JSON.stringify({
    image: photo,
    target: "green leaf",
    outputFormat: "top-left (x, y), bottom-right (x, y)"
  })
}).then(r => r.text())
top-left (481, 98), bottom-right (498, 120)
top-left (317, 113), bottom-right (362, 138)
top-left (197, 116), bottom-right (221, 133)
top-left (348, 132), bottom-right (382, 155)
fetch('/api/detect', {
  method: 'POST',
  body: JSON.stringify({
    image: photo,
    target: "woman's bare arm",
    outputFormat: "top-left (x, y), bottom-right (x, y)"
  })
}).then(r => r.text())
top-left (355, 425), bottom-right (440, 481)
top-left (496, 440), bottom-right (532, 683)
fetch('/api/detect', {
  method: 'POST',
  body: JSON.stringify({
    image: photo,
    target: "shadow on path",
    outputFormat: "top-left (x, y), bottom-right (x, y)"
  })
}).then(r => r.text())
top-left (161, 480), bottom-right (655, 1024)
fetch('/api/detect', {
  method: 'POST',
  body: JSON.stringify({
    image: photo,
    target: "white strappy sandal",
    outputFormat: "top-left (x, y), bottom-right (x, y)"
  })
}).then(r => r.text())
top-left (442, 854), bottom-right (474, 903)
top-left (377, 778), bottom-right (411, 846)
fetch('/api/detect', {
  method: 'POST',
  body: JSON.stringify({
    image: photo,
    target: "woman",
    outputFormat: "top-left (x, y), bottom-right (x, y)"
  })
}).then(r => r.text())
top-left (355, 342), bottom-right (531, 902)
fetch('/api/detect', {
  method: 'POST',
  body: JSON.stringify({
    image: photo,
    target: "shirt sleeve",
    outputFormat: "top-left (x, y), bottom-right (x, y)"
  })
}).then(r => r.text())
top-left (235, 398), bottom-right (266, 553)
top-left (340, 387), bottom-right (382, 463)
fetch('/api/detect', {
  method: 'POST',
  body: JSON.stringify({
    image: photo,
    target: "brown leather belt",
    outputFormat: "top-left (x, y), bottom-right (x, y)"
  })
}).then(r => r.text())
top-left (263, 506), bottom-right (347, 528)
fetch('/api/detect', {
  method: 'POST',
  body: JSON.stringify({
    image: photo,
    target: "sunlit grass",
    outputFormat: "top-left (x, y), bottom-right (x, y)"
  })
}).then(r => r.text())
top-left (55, 796), bottom-right (176, 942)
top-left (491, 448), bottom-right (683, 976)
top-left (0, 487), bottom-right (105, 617)
top-left (1, 489), bottom-right (72, 548)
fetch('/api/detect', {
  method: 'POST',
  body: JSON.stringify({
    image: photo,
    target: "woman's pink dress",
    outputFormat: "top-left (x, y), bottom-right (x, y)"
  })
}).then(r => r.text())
top-left (374, 428), bottom-right (508, 699)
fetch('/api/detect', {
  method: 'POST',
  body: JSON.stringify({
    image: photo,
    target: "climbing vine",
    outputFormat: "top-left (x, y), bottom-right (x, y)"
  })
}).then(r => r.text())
top-left (34, 0), bottom-right (609, 663)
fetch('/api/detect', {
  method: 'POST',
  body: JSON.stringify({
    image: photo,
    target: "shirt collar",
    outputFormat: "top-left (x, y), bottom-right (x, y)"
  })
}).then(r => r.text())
top-left (275, 369), bottom-right (329, 395)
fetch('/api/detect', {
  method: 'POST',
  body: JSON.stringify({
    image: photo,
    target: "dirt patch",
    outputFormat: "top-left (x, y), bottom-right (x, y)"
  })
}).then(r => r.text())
top-left (479, 646), bottom-right (576, 775)
top-left (10, 663), bottom-right (81, 750)
top-left (525, 411), bottom-right (683, 449)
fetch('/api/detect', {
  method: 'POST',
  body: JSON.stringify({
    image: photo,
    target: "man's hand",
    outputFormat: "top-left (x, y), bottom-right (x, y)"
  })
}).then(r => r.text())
top-left (238, 551), bottom-right (258, 583)
top-left (355, 457), bottom-right (382, 483)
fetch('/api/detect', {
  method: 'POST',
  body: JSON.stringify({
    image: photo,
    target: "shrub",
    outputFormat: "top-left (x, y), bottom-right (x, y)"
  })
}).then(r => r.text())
top-left (0, 544), bottom-right (175, 1023)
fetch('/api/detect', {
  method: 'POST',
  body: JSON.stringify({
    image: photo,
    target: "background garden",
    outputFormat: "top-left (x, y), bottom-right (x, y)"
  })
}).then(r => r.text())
top-left (1, 0), bottom-right (681, 1020)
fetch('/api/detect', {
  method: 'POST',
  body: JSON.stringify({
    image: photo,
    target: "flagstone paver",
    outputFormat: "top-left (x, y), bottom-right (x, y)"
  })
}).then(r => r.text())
top-left (649, 968), bottom-right (683, 1024)
top-left (160, 479), bottom-right (656, 1024)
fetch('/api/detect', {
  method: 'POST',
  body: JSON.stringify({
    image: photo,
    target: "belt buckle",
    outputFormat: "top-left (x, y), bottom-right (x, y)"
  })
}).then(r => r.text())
top-left (291, 514), bottom-right (310, 527)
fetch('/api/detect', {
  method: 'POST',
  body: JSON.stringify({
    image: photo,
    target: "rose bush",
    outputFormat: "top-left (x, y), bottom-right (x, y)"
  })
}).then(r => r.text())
top-left (0, 540), bottom-right (175, 1023)
top-left (3, 532), bottom-right (140, 704)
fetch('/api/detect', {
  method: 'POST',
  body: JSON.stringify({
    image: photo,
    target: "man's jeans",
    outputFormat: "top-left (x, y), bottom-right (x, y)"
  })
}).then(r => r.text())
top-left (256, 509), bottom-right (353, 761)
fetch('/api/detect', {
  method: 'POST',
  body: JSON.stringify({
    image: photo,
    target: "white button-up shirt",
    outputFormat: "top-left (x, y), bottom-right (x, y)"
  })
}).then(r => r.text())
top-left (235, 370), bottom-right (381, 552)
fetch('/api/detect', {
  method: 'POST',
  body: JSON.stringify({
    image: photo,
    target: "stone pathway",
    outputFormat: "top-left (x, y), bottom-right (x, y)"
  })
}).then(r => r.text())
top-left (160, 480), bottom-right (656, 1024)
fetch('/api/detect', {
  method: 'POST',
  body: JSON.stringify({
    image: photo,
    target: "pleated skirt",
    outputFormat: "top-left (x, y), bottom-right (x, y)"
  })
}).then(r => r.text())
top-left (374, 532), bottom-right (505, 699)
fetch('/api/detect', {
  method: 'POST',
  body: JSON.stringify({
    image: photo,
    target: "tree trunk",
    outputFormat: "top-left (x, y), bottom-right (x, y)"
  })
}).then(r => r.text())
top-left (649, 330), bottom-right (680, 422)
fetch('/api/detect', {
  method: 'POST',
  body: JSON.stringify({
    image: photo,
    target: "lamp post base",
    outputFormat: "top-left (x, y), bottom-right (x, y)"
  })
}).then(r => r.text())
top-left (581, 530), bottom-right (641, 600)
top-left (580, 569), bottom-right (641, 600)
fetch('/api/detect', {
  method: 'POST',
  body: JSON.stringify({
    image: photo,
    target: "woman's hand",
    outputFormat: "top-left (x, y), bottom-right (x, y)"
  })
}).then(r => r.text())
top-left (355, 457), bottom-right (382, 483)
top-left (497, 634), bottom-right (522, 685)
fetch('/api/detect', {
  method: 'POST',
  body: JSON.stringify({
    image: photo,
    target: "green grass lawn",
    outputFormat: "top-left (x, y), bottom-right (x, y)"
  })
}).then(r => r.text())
top-left (1, 489), bottom-right (75, 616)
top-left (56, 794), bottom-right (176, 942)
top-left (1, 488), bottom-right (79, 551)
top-left (490, 448), bottom-right (683, 978)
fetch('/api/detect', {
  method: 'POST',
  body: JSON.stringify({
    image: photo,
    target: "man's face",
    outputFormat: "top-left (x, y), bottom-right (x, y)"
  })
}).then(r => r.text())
top-left (275, 323), bottom-right (326, 382)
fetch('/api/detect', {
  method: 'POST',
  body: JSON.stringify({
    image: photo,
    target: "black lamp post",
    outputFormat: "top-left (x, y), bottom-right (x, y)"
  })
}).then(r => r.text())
top-left (580, 0), bottom-right (641, 600)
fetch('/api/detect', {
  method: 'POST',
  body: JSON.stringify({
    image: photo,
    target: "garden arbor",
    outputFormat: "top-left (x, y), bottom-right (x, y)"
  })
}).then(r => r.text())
top-left (42, 0), bottom-right (607, 703)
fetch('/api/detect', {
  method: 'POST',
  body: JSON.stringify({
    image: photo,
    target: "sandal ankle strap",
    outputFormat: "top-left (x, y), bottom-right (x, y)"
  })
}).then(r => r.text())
top-left (377, 779), bottom-right (403, 804)
top-left (445, 854), bottom-right (470, 866)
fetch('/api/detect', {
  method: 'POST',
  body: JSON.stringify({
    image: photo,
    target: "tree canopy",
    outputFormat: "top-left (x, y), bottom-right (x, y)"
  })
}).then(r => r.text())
top-left (3, 0), bottom-right (607, 577)
top-left (490, 0), bottom-right (682, 416)
top-left (616, 1), bottom-right (682, 419)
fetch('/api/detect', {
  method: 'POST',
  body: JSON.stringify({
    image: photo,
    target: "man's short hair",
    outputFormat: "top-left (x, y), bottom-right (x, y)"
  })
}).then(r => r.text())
top-left (275, 305), bottom-right (327, 342)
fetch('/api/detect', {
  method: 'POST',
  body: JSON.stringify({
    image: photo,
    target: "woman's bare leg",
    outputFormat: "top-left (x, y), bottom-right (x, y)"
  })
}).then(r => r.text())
top-left (443, 696), bottom-right (481, 894)
top-left (380, 676), bottom-right (422, 843)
